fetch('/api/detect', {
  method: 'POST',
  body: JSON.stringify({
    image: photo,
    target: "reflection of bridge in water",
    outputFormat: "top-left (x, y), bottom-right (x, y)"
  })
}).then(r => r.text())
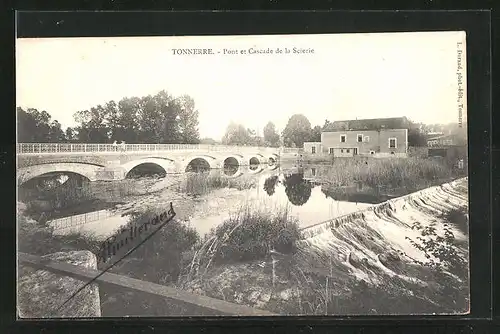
top-left (17, 143), bottom-right (299, 186)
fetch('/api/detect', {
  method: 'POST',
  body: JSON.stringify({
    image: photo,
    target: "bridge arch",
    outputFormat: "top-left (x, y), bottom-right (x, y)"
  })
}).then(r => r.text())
top-left (221, 154), bottom-right (245, 168)
top-left (267, 153), bottom-right (279, 165)
top-left (249, 156), bottom-right (261, 166)
top-left (121, 158), bottom-right (177, 178)
top-left (248, 165), bottom-right (264, 174)
top-left (183, 155), bottom-right (218, 172)
top-left (17, 162), bottom-right (103, 185)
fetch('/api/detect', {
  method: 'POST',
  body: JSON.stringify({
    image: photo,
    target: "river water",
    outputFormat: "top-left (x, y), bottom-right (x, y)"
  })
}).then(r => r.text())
top-left (49, 164), bottom-right (378, 239)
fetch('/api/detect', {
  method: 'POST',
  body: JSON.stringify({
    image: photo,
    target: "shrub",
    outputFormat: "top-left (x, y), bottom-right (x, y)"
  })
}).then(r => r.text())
top-left (402, 207), bottom-right (469, 313)
top-left (108, 209), bottom-right (201, 285)
top-left (208, 206), bottom-right (301, 264)
top-left (404, 217), bottom-right (468, 280)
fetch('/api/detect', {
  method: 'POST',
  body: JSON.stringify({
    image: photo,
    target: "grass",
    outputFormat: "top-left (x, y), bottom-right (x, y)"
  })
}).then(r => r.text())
top-left (17, 203), bottom-right (101, 256)
top-left (18, 194), bottom-right (470, 316)
top-left (276, 270), bottom-right (442, 315)
top-left (18, 202), bottom-right (205, 316)
top-left (178, 171), bottom-right (257, 196)
top-left (17, 170), bottom-right (470, 316)
top-left (318, 157), bottom-right (454, 191)
top-left (285, 201), bottom-right (469, 315)
top-left (180, 205), bottom-right (301, 282)
top-left (300, 153), bottom-right (335, 165)
top-left (19, 176), bottom-right (147, 221)
top-left (19, 177), bottom-right (96, 219)
top-left (175, 181), bottom-right (469, 316)
top-left (105, 208), bottom-right (201, 285)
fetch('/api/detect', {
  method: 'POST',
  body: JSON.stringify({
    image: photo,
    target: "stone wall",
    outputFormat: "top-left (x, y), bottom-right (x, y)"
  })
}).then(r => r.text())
top-left (18, 250), bottom-right (101, 318)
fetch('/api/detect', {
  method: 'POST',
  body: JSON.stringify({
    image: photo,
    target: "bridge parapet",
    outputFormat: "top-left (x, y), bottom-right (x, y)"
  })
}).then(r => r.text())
top-left (17, 143), bottom-right (295, 155)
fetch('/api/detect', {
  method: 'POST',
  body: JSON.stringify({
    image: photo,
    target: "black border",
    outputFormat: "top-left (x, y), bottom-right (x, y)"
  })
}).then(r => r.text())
top-left (4, 9), bottom-right (493, 334)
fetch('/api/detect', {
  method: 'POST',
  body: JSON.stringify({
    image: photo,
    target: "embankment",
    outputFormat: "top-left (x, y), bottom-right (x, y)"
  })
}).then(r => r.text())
top-left (297, 177), bottom-right (469, 284)
top-left (181, 177), bottom-right (469, 315)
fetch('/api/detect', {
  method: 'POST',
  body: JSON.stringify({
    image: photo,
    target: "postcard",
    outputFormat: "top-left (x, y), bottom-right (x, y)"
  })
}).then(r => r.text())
top-left (16, 32), bottom-right (469, 317)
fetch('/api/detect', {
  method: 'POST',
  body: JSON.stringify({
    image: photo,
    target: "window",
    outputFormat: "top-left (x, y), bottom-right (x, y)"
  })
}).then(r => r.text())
top-left (329, 148), bottom-right (334, 154)
top-left (364, 136), bottom-right (370, 142)
top-left (353, 148), bottom-right (358, 155)
top-left (346, 149), bottom-right (350, 153)
top-left (357, 134), bottom-right (363, 143)
top-left (340, 149), bottom-right (344, 153)
top-left (311, 146), bottom-right (316, 154)
top-left (390, 151), bottom-right (395, 155)
top-left (311, 168), bottom-right (316, 176)
top-left (370, 151), bottom-right (375, 155)
top-left (389, 138), bottom-right (397, 149)
top-left (340, 135), bottom-right (346, 143)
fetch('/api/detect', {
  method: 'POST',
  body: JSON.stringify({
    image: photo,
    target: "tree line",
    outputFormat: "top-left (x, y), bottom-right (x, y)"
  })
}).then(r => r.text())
top-left (17, 89), bottom-right (439, 147)
top-left (18, 90), bottom-right (200, 144)
top-left (221, 115), bottom-right (323, 148)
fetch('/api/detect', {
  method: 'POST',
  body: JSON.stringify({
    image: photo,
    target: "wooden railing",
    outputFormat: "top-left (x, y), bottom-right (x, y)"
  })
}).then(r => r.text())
top-left (16, 143), bottom-right (300, 155)
top-left (19, 252), bottom-right (276, 316)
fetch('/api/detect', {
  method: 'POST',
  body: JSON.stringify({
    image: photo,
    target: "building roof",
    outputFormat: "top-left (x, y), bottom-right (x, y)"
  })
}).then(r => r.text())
top-left (323, 116), bottom-right (410, 132)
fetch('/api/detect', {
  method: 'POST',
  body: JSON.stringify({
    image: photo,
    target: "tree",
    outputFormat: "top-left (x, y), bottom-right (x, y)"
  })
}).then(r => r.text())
top-left (322, 119), bottom-right (332, 131)
top-left (310, 125), bottom-right (322, 142)
top-left (47, 120), bottom-right (66, 142)
top-left (136, 94), bottom-right (163, 143)
top-left (73, 105), bottom-right (109, 143)
top-left (282, 114), bottom-right (312, 148)
top-left (17, 107), bottom-right (67, 143)
top-left (263, 122), bottom-right (280, 147)
top-left (177, 95), bottom-right (200, 144)
top-left (116, 97), bottom-right (141, 143)
top-left (200, 137), bottom-right (218, 145)
top-left (65, 127), bottom-right (77, 142)
top-left (72, 90), bottom-right (200, 144)
top-left (407, 120), bottom-right (427, 147)
top-left (103, 100), bottom-right (121, 141)
top-left (153, 90), bottom-right (181, 144)
top-left (221, 122), bottom-right (253, 146)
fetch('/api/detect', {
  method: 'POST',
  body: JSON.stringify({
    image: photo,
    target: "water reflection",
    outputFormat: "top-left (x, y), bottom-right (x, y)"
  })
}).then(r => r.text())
top-left (223, 164), bottom-right (240, 176)
top-left (186, 158), bottom-right (211, 173)
top-left (263, 175), bottom-right (279, 196)
top-left (283, 173), bottom-right (312, 206)
top-left (321, 184), bottom-right (398, 204)
top-left (50, 164), bottom-right (379, 238)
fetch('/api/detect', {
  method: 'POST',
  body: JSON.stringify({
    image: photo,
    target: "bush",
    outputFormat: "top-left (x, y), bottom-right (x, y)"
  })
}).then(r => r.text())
top-left (108, 209), bottom-right (201, 285)
top-left (208, 206), bottom-right (301, 264)
top-left (401, 206), bottom-right (469, 313)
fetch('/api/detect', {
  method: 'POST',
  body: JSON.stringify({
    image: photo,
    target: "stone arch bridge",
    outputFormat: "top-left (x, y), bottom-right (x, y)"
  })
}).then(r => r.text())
top-left (16, 143), bottom-right (296, 185)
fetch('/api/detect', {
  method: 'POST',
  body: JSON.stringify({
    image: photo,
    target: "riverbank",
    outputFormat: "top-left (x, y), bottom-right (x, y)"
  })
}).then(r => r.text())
top-left (17, 159), bottom-right (469, 316)
top-left (177, 177), bottom-right (469, 315)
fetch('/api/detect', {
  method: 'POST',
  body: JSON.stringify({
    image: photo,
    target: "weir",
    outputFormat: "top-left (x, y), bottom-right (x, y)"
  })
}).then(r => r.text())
top-left (299, 177), bottom-right (468, 239)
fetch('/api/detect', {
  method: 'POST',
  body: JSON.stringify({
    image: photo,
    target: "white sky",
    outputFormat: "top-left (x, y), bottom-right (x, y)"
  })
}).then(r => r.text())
top-left (16, 32), bottom-right (467, 140)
